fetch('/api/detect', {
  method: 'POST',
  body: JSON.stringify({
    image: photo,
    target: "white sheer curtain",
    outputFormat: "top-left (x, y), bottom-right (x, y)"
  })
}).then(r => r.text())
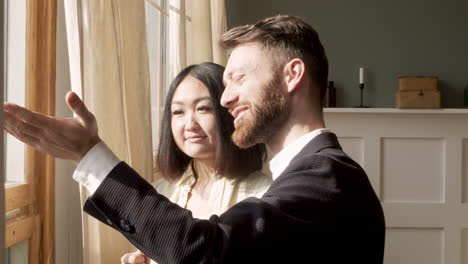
top-left (63, 0), bottom-right (227, 262)
top-left (167, 0), bottom-right (227, 84)
top-left (64, 0), bottom-right (153, 263)
top-left (150, 0), bottom-right (227, 157)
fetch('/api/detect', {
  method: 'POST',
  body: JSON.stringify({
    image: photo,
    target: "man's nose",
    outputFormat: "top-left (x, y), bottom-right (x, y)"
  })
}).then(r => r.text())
top-left (220, 86), bottom-right (238, 108)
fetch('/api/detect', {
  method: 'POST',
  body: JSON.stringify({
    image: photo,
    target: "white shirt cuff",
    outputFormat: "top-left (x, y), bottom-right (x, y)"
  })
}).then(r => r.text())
top-left (72, 141), bottom-right (121, 195)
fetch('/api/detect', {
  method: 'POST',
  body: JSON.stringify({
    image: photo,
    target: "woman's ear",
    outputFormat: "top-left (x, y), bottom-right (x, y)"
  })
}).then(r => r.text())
top-left (283, 58), bottom-right (306, 93)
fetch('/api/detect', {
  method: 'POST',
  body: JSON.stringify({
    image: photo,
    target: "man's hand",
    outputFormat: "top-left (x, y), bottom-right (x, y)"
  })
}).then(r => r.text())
top-left (3, 91), bottom-right (101, 162)
top-left (121, 250), bottom-right (150, 264)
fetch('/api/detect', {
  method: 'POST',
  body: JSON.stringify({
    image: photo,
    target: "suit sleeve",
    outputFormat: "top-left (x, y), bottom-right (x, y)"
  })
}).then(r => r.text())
top-left (84, 154), bottom-right (385, 264)
top-left (83, 162), bottom-right (279, 263)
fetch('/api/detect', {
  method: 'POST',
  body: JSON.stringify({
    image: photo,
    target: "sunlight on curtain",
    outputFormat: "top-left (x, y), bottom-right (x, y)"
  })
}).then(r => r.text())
top-left (145, 0), bottom-right (165, 155)
top-left (63, 0), bottom-right (227, 263)
top-left (55, 1), bottom-right (83, 263)
top-left (167, 0), bottom-right (227, 85)
top-left (158, 0), bottom-right (227, 156)
top-left (147, 0), bottom-right (227, 159)
top-left (64, 1), bottom-right (152, 263)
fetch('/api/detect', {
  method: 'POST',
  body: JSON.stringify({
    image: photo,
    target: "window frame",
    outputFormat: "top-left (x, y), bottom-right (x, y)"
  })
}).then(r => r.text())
top-left (4, 0), bottom-right (56, 263)
top-left (145, 0), bottom-right (168, 165)
top-left (1, 0), bottom-right (5, 258)
top-left (4, 0), bottom-right (26, 185)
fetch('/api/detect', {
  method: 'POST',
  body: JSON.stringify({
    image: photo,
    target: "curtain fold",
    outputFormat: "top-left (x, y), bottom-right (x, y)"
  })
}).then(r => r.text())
top-left (167, 0), bottom-right (227, 82)
top-left (65, 0), bottom-right (152, 263)
top-left (64, 0), bottom-right (226, 263)
top-left (209, 0), bottom-right (228, 66)
top-left (155, 0), bottom-right (227, 166)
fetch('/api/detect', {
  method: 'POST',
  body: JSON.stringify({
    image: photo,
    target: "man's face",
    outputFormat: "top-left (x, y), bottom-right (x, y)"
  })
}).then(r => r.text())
top-left (221, 43), bottom-right (290, 148)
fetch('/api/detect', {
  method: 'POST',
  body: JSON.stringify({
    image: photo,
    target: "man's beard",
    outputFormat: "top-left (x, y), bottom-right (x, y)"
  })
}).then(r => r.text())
top-left (232, 74), bottom-right (290, 148)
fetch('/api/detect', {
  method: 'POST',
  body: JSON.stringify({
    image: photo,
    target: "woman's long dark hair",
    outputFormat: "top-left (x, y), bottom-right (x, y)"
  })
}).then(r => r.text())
top-left (157, 62), bottom-right (265, 181)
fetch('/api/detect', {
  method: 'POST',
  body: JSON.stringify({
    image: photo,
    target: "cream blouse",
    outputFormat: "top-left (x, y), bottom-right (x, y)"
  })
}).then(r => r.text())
top-left (148, 164), bottom-right (272, 263)
top-left (152, 163), bottom-right (272, 219)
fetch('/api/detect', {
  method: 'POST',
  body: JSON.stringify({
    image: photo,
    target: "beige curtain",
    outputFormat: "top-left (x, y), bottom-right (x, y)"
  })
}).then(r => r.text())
top-left (167, 0), bottom-right (227, 83)
top-left (64, 0), bottom-right (226, 263)
top-left (151, 0), bottom-right (227, 156)
top-left (64, 0), bottom-right (153, 263)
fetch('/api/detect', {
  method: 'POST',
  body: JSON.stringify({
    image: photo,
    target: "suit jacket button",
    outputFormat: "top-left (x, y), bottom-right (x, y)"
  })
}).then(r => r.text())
top-left (120, 219), bottom-right (135, 234)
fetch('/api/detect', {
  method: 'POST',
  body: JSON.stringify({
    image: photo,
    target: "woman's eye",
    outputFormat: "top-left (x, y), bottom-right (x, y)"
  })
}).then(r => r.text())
top-left (197, 106), bottom-right (212, 112)
top-left (172, 110), bottom-right (183, 115)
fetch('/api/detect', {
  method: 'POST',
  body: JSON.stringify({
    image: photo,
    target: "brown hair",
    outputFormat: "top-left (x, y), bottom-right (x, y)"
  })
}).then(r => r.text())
top-left (157, 63), bottom-right (266, 182)
top-left (220, 15), bottom-right (329, 99)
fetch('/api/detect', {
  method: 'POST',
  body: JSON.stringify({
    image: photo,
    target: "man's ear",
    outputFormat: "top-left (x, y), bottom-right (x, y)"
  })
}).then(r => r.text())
top-left (283, 58), bottom-right (305, 93)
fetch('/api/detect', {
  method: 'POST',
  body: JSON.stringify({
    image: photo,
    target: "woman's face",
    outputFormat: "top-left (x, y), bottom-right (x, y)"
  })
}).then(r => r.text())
top-left (171, 75), bottom-right (217, 161)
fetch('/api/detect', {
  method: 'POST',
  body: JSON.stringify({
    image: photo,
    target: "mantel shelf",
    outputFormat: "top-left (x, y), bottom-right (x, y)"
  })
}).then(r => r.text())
top-left (324, 108), bottom-right (468, 114)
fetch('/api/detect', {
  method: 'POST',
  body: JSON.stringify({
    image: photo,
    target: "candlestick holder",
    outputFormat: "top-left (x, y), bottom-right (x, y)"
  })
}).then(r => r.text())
top-left (354, 83), bottom-right (369, 108)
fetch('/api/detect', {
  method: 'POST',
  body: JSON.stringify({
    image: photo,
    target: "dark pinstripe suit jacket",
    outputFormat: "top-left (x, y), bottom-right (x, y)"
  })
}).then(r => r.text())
top-left (84, 132), bottom-right (385, 263)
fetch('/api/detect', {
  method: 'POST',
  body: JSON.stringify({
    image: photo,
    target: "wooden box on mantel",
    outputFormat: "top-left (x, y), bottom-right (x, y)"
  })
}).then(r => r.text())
top-left (396, 76), bottom-right (441, 109)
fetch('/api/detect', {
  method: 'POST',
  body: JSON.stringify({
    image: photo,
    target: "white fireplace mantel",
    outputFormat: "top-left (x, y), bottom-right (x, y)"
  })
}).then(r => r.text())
top-left (323, 108), bottom-right (468, 264)
top-left (324, 107), bottom-right (468, 114)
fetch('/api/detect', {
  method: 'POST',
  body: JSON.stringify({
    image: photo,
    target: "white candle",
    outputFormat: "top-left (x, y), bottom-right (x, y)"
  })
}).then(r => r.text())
top-left (359, 67), bottom-right (364, 84)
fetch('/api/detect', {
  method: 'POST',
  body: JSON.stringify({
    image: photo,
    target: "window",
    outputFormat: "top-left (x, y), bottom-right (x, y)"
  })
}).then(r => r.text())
top-left (1, 0), bottom-right (5, 260)
top-left (3, 0), bottom-right (55, 263)
top-left (4, 0), bottom-right (26, 185)
top-left (4, 0), bottom-right (29, 262)
top-left (145, 0), bottom-right (168, 154)
top-left (145, 0), bottom-right (193, 157)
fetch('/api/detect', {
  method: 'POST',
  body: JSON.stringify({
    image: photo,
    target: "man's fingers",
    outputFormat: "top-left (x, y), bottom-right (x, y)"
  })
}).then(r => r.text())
top-left (4, 102), bottom-right (52, 129)
top-left (4, 123), bottom-right (40, 148)
top-left (121, 252), bottom-right (146, 264)
top-left (4, 111), bottom-right (42, 137)
top-left (121, 253), bottom-right (132, 264)
top-left (5, 119), bottom-right (84, 160)
top-left (65, 91), bottom-right (95, 126)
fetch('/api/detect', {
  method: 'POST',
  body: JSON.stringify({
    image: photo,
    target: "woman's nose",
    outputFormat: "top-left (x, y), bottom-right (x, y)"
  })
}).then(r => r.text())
top-left (184, 114), bottom-right (200, 131)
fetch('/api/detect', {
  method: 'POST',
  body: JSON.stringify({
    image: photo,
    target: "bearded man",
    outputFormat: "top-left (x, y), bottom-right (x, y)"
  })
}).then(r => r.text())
top-left (4, 15), bottom-right (385, 263)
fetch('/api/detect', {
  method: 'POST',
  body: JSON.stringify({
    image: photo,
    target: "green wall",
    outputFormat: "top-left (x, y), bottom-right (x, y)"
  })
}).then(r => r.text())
top-left (226, 0), bottom-right (468, 108)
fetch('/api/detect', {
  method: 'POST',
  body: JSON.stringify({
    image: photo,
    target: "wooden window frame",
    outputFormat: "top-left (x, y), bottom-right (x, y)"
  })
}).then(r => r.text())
top-left (5, 183), bottom-right (40, 263)
top-left (1, 0), bottom-right (5, 258)
top-left (4, 0), bottom-right (56, 263)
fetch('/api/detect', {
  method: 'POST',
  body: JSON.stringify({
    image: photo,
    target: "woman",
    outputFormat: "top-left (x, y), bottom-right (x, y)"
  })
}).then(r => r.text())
top-left (121, 62), bottom-right (271, 264)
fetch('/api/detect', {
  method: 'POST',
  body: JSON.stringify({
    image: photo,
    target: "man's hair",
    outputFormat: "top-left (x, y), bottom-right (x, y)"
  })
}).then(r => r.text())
top-left (220, 15), bottom-right (329, 99)
top-left (157, 62), bottom-right (266, 181)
